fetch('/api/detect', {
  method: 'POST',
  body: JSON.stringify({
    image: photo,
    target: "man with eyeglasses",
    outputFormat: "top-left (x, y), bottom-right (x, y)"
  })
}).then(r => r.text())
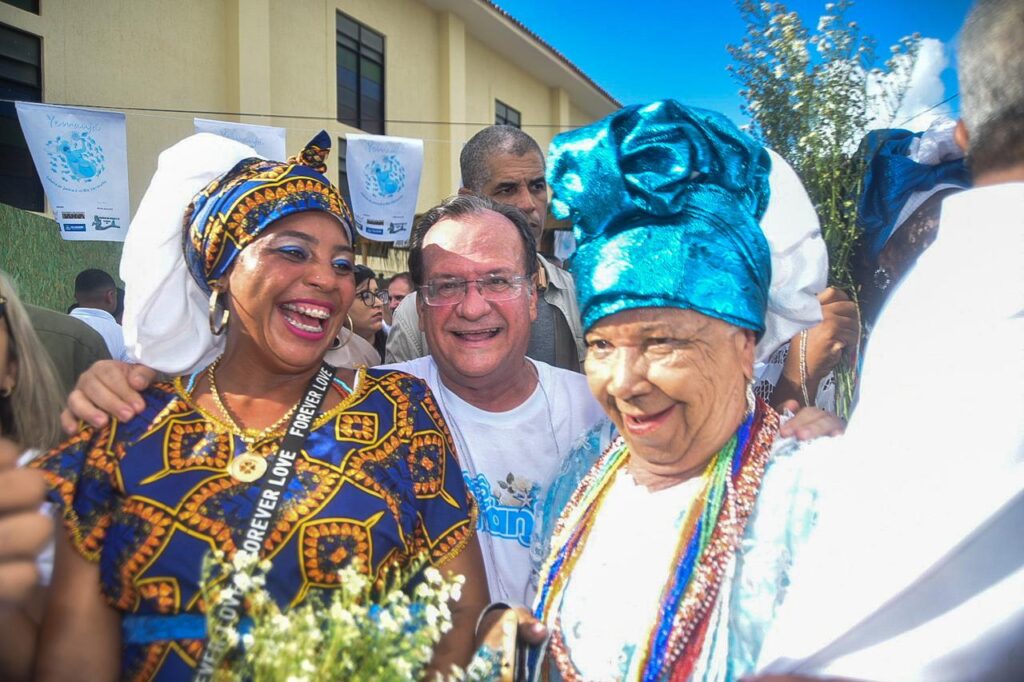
top-left (385, 125), bottom-right (585, 372)
top-left (382, 194), bottom-right (605, 604)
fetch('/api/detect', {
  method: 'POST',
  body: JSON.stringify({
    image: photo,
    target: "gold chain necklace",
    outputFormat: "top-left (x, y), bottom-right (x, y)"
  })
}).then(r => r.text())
top-left (206, 358), bottom-right (301, 483)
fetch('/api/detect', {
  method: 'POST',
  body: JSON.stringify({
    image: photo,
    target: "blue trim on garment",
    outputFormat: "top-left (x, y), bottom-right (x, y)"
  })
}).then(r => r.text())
top-left (122, 614), bottom-right (253, 644)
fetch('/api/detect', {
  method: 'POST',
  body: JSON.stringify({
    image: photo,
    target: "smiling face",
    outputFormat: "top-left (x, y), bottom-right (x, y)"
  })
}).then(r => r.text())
top-left (584, 307), bottom-right (755, 480)
top-left (479, 150), bottom-right (548, 240)
top-left (417, 210), bottom-right (537, 395)
top-left (350, 278), bottom-right (384, 341)
top-left (221, 211), bottom-right (355, 374)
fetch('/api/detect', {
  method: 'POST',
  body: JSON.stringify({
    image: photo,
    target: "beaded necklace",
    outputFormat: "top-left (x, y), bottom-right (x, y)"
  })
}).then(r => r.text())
top-left (534, 402), bottom-right (778, 681)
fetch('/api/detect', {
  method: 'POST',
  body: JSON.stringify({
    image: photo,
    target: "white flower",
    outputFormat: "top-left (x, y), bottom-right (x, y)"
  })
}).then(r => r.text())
top-left (232, 572), bottom-right (252, 592)
top-left (300, 660), bottom-right (316, 673)
top-left (232, 550), bottom-right (257, 571)
top-left (423, 566), bottom-right (443, 586)
top-left (394, 658), bottom-right (413, 677)
top-left (378, 609), bottom-right (399, 633)
top-left (271, 613), bottom-right (291, 630)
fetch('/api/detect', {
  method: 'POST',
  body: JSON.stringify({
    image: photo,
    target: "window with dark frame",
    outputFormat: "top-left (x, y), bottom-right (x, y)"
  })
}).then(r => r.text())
top-left (336, 12), bottom-right (385, 135)
top-left (0, 22), bottom-right (43, 211)
top-left (337, 136), bottom-right (351, 207)
top-left (0, 0), bottom-right (40, 14)
top-left (495, 100), bottom-right (521, 128)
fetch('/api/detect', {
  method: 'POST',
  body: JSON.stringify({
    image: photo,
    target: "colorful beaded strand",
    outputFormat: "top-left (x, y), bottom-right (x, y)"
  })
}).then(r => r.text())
top-left (535, 402), bottom-right (779, 681)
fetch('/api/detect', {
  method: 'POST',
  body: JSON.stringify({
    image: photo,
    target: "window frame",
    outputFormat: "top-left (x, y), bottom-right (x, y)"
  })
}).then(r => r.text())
top-left (0, 21), bottom-right (44, 211)
top-left (494, 99), bottom-right (521, 128)
top-left (0, 0), bottom-right (40, 15)
top-left (336, 11), bottom-right (385, 135)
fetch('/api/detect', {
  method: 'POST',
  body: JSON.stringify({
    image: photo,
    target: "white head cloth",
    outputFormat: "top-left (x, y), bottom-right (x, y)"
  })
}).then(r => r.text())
top-left (754, 149), bottom-right (828, 370)
top-left (121, 133), bottom-right (261, 375)
top-left (892, 116), bottom-right (966, 233)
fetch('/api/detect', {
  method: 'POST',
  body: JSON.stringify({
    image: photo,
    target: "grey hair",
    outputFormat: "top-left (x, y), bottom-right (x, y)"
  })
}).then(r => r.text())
top-left (407, 194), bottom-right (538, 287)
top-left (460, 125), bottom-right (544, 192)
top-left (958, 0), bottom-right (1024, 173)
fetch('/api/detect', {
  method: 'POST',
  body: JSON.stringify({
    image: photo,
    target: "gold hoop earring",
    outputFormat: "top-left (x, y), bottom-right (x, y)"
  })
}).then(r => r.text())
top-left (331, 328), bottom-right (352, 352)
top-left (344, 314), bottom-right (354, 331)
top-left (208, 289), bottom-right (229, 336)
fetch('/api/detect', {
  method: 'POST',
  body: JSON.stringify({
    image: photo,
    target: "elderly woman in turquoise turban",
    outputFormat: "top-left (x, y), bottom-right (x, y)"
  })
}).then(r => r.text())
top-left (522, 101), bottom-right (828, 681)
top-left (30, 133), bottom-right (487, 680)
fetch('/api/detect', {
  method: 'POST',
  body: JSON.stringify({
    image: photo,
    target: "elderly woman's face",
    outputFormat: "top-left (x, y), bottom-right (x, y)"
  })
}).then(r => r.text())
top-left (222, 211), bottom-right (355, 372)
top-left (585, 307), bottom-right (755, 472)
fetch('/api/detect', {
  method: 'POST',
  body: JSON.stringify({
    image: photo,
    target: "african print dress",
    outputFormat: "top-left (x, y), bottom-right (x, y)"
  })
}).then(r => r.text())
top-left (34, 367), bottom-right (476, 681)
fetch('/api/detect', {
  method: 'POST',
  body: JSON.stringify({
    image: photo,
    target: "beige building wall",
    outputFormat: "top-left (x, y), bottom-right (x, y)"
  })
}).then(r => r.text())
top-left (1, 0), bottom-right (617, 272)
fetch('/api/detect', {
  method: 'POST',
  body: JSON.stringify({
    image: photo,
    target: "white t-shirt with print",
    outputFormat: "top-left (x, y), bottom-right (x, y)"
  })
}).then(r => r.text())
top-left (384, 356), bottom-right (604, 604)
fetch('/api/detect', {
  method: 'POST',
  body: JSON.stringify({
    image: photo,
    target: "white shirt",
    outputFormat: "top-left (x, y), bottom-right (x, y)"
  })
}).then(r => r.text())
top-left (759, 183), bottom-right (1024, 680)
top-left (70, 307), bottom-right (129, 361)
top-left (384, 356), bottom-right (605, 603)
top-left (559, 469), bottom-right (704, 679)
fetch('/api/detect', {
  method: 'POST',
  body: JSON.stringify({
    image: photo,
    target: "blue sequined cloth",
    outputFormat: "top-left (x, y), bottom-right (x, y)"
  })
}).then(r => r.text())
top-left (547, 100), bottom-right (773, 334)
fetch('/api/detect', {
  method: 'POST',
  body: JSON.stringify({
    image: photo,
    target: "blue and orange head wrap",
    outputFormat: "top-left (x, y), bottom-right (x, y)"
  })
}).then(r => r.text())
top-left (183, 130), bottom-right (354, 294)
top-left (547, 100), bottom-right (773, 334)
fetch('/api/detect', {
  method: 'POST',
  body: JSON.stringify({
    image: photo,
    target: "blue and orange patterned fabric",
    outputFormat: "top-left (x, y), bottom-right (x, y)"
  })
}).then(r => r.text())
top-left (33, 367), bottom-right (476, 681)
top-left (183, 130), bottom-right (355, 296)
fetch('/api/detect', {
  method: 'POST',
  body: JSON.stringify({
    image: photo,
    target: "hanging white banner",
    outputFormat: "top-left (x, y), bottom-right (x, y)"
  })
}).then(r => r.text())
top-left (345, 133), bottom-right (423, 242)
top-left (193, 118), bottom-right (286, 161)
top-left (16, 102), bottom-right (130, 242)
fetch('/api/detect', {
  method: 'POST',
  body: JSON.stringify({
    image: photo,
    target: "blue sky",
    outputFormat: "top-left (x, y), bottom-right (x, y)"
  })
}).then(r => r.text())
top-left (495, 0), bottom-right (973, 128)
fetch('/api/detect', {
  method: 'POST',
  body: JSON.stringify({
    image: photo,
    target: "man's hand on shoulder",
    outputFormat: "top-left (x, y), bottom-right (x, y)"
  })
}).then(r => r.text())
top-left (60, 361), bottom-right (158, 433)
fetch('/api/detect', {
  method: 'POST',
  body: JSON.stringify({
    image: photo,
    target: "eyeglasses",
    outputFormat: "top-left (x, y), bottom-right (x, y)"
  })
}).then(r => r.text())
top-left (419, 275), bottom-right (530, 307)
top-left (355, 289), bottom-right (390, 307)
top-left (0, 296), bottom-right (6, 320)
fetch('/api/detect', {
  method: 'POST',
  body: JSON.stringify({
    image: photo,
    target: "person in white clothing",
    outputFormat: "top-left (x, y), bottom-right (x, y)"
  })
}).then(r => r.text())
top-left (58, 196), bottom-right (844, 613)
top-left (70, 269), bottom-right (129, 362)
top-left (58, 194), bottom-right (606, 607)
top-left (755, 1), bottom-right (1024, 679)
top-left (382, 195), bottom-right (604, 604)
top-left (386, 355), bottom-right (602, 604)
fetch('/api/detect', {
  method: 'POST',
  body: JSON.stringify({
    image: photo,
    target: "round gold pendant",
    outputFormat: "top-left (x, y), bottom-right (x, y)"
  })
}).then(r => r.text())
top-left (229, 453), bottom-right (268, 482)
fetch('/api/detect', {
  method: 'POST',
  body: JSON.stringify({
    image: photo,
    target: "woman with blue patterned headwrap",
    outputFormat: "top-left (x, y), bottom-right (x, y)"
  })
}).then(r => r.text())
top-left (524, 101), bottom-right (831, 681)
top-left (31, 132), bottom-right (487, 680)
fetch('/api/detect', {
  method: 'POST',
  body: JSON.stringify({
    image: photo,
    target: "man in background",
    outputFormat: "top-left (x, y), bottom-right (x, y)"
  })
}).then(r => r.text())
top-left (70, 268), bottom-right (128, 361)
top-left (386, 125), bottom-right (585, 371)
top-left (383, 271), bottom-right (413, 331)
top-left (25, 305), bottom-right (110, 397)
